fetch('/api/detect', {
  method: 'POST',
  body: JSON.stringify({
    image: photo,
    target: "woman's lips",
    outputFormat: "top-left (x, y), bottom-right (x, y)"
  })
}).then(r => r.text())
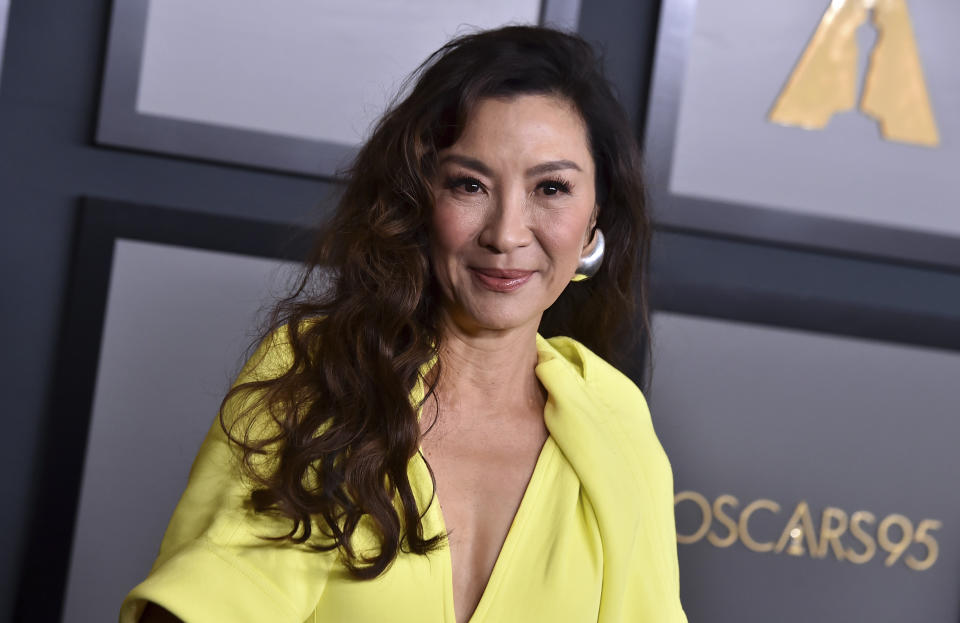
top-left (470, 267), bottom-right (535, 292)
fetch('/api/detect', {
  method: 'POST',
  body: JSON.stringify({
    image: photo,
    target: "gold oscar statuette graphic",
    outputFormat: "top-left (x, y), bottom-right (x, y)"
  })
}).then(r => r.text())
top-left (769, 0), bottom-right (940, 147)
top-left (787, 528), bottom-right (806, 556)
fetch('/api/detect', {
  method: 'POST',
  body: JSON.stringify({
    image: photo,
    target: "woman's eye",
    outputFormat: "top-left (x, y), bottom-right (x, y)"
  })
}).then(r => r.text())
top-left (538, 179), bottom-right (571, 196)
top-left (446, 176), bottom-right (483, 194)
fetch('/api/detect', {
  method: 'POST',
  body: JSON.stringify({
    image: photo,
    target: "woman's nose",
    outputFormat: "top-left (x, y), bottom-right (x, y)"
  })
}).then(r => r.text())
top-left (478, 189), bottom-right (533, 253)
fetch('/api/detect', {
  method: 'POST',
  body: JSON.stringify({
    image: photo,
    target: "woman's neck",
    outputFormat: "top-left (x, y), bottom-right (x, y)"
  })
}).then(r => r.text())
top-left (431, 320), bottom-right (545, 422)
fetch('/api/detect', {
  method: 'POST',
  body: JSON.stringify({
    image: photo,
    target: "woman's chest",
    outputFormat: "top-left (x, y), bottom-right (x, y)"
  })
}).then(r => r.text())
top-left (308, 442), bottom-right (602, 623)
top-left (422, 425), bottom-right (549, 622)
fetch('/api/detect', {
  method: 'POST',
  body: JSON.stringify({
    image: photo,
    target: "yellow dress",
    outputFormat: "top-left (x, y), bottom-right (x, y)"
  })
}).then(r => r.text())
top-left (119, 331), bottom-right (687, 622)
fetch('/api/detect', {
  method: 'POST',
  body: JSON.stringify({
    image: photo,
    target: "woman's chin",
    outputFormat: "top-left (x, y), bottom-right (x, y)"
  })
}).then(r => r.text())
top-left (447, 303), bottom-right (543, 336)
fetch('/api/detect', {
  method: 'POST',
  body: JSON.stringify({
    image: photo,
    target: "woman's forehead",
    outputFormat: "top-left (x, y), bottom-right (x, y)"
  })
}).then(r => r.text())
top-left (441, 95), bottom-right (592, 169)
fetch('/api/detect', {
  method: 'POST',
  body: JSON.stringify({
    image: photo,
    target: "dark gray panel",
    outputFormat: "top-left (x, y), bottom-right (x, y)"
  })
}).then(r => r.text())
top-left (3, 1), bottom-right (960, 621)
top-left (648, 311), bottom-right (960, 622)
top-left (60, 240), bottom-right (297, 623)
top-left (96, 0), bottom-right (581, 178)
top-left (0, 0), bottom-right (9, 87)
top-left (644, 0), bottom-right (960, 271)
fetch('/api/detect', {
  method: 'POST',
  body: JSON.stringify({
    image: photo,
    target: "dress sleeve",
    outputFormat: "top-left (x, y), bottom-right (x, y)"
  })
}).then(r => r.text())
top-left (118, 327), bottom-right (334, 623)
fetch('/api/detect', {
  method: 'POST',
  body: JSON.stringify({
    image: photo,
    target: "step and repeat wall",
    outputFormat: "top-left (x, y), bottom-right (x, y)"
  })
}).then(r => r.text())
top-left (644, 0), bottom-right (959, 620)
top-left (14, 1), bottom-right (958, 621)
top-left (648, 309), bottom-right (959, 621)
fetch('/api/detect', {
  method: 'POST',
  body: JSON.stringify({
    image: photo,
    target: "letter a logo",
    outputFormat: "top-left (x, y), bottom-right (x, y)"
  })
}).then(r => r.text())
top-left (769, 0), bottom-right (939, 147)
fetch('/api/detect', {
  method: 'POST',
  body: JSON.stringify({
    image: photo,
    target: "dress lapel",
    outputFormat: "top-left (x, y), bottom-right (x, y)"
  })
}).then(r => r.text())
top-left (535, 335), bottom-right (685, 622)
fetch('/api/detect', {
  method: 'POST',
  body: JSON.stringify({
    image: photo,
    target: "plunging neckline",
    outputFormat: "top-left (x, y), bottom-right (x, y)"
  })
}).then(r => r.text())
top-left (419, 434), bottom-right (557, 623)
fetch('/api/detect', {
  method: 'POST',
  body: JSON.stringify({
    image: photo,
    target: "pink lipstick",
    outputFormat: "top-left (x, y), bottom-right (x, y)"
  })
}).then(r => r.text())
top-left (470, 267), bottom-right (535, 292)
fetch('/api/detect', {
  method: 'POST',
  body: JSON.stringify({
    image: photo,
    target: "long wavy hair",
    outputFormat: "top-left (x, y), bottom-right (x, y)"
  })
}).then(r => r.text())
top-left (220, 25), bottom-right (652, 579)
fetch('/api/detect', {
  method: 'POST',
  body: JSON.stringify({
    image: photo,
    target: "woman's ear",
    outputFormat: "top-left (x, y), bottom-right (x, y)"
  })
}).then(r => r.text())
top-left (583, 205), bottom-right (600, 251)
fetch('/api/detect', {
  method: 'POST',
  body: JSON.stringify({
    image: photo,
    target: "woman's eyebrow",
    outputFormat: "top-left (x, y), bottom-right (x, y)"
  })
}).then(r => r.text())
top-left (437, 154), bottom-right (493, 177)
top-left (438, 155), bottom-right (582, 178)
top-left (525, 160), bottom-right (582, 176)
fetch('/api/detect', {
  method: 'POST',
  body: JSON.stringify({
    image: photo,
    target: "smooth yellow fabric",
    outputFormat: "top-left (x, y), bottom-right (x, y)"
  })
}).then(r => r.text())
top-left (119, 330), bottom-right (686, 622)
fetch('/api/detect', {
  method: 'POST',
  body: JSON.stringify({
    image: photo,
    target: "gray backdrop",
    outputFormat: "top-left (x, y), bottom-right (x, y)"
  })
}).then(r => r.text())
top-left (668, 0), bottom-right (960, 237)
top-left (0, 0), bottom-right (8, 86)
top-left (136, 0), bottom-right (543, 146)
top-left (648, 311), bottom-right (960, 622)
top-left (4, 1), bottom-right (960, 620)
top-left (60, 240), bottom-right (296, 623)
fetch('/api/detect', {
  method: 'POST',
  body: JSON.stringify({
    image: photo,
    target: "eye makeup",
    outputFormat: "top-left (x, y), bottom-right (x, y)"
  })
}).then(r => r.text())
top-left (443, 174), bottom-right (485, 194)
top-left (536, 177), bottom-right (573, 196)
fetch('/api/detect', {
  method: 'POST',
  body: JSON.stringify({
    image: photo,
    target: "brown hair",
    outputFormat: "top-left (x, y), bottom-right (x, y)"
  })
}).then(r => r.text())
top-left (220, 25), bottom-right (652, 579)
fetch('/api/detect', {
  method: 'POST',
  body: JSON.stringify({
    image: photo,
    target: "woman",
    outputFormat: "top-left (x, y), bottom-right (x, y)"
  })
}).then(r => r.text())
top-left (121, 25), bottom-right (686, 623)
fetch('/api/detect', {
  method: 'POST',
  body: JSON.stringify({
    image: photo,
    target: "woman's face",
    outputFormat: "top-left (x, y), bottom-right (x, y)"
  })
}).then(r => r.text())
top-left (429, 94), bottom-right (598, 335)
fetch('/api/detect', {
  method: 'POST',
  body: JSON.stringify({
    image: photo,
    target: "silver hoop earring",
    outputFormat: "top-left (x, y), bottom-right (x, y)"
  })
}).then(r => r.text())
top-left (572, 229), bottom-right (605, 282)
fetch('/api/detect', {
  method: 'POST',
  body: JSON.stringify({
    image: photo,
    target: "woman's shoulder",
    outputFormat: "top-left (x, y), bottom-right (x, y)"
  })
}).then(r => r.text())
top-left (537, 334), bottom-right (649, 415)
top-left (120, 318), bottom-right (335, 623)
top-left (232, 318), bottom-right (321, 384)
top-left (220, 318), bottom-right (325, 417)
top-left (537, 333), bottom-right (669, 472)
